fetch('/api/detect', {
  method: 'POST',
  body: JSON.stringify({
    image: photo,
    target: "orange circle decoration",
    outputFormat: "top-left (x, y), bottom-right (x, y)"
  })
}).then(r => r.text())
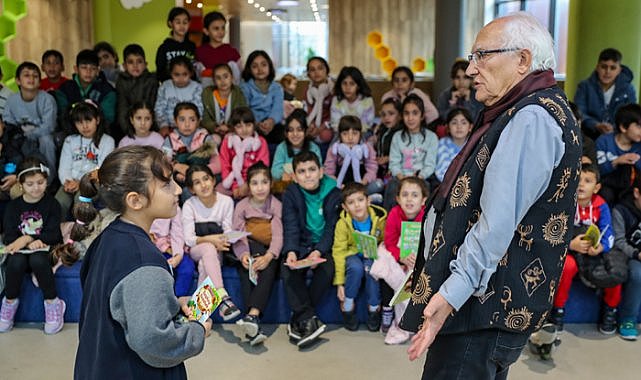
top-left (381, 57), bottom-right (398, 75)
top-left (412, 58), bottom-right (427, 73)
top-left (374, 44), bottom-right (391, 60)
top-left (367, 31), bottom-right (383, 47)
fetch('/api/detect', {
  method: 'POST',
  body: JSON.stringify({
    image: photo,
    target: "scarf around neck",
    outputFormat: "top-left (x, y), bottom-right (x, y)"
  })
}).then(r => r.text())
top-left (433, 69), bottom-right (558, 211)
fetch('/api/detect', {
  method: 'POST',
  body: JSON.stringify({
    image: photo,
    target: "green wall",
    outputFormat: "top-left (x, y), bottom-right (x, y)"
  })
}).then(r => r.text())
top-left (93, 0), bottom-right (175, 72)
top-left (565, 0), bottom-right (641, 100)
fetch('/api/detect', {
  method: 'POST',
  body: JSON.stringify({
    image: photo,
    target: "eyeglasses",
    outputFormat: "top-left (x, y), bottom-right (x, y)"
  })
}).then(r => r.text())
top-left (467, 48), bottom-right (521, 65)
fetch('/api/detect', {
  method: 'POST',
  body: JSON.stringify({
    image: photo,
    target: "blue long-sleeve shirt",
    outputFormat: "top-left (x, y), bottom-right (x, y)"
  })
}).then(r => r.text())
top-left (240, 79), bottom-right (284, 125)
top-left (435, 105), bottom-right (566, 310)
top-left (595, 132), bottom-right (641, 175)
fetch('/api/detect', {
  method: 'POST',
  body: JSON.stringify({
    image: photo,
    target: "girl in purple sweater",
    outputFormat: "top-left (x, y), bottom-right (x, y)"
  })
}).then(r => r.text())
top-left (232, 162), bottom-right (283, 345)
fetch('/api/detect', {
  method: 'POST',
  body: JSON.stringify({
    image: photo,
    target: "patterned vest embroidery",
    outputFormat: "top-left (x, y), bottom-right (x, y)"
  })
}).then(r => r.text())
top-left (400, 87), bottom-right (581, 335)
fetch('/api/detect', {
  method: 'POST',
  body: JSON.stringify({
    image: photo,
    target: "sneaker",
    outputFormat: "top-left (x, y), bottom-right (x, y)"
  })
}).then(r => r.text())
top-left (237, 314), bottom-right (259, 338)
top-left (381, 306), bottom-right (394, 333)
top-left (0, 298), bottom-right (19, 333)
top-left (287, 321), bottom-right (302, 341)
top-left (548, 307), bottom-right (565, 333)
top-left (384, 322), bottom-right (411, 345)
top-left (44, 298), bottom-right (66, 335)
top-left (599, 306), bottom-right (617, 335)
top-left (297, 316), bottom-right (326, 347)
top-left (218, 297), bottom-right (241, 321)
top-left (618, 319), bottom-right (639, 341)
top-left (342, 310), bottom-right (358, 331)
top-left (367, 309), bottom-right (382, 332)
top-left (247, 330), bottom-right (268, 346)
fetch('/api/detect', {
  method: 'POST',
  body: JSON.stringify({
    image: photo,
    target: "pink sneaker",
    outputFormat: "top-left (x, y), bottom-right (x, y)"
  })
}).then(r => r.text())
top-left (0, 297), bottom-right (19, 333)
top-left (384, 322), bottom-right (411, 345)
top-left (44, 298), bottom-right (66, 335)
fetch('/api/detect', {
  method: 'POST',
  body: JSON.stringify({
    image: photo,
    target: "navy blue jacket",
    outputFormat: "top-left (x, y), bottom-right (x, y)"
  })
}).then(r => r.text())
top-left (575, 65), bottom-right (637, 136)
top-left (281, 178), bottom-right (342, 259)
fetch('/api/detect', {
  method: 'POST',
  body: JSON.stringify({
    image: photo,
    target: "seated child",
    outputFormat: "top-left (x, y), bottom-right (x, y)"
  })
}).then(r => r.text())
top-left (155, 7), bottom-right (196, 83)
top-left (201, 63), bottom-right (247, 139)
top-left (330, 66), bottom-right (375, 133)
top-left (55, 49), bottom-right (116, 136)
top-left (155, 56), bottom-right (204, 136)
top-left (182, 164), bottom-right (240, 321)
top-left (39, 50), bottom-right (68, 92)
top-left (333, 182), bottom-right (387, 331)
top-left (118, 101), bottom-right (164, 149)
top-left (370, 177), bottom-right (427, 344)
top-left (56, 101), bottom-right (115, 219)
top-left (324, 115), bottom-right (380, 199)
top-left (434, 108), bottom-right (473, 183)
top-left (94, 41), bottom-right (122, 87)
top-left (150, 206), bottom-right (195, 298)
top-left (611, 173), bottom-right (641, 341)
top-left (162, 102), bottom-right (220, 193)
top-left (232, 162), bottom-right (283, 346)
top-left (0, 158), bottom-right (65, 334)
top-left (372, 98), bottom-right (401, 180)
top-left (304, 57), bottom-right (334, 146)
top-left (596, 103), bottom-right (641, 204)
top-left (2, 62), bottom-right (58, 181)
top-left (116, 44), bottom-right (159, 141)
top-left (217, 106), bottom-right (269, 200)
top-left (271, 109), bottom-right (322, 193)
top-left (550, 164), bottom-right (618, 334)
top-left (281, 151), bottom-right (342, 347)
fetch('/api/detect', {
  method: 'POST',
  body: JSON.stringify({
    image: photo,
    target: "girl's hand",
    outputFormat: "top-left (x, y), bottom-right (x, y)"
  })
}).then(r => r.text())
top-left (0, 174), bottom-right (16, 191)
top-left (240, 253), bottom-right (251, 270)
top-left (587, 243), bottom-right (603, 256)
top-left (167, 253), bottom-right (183, 268)
top-left (218, 123), bottom-right (229, 134)
top-left (308, 250), bottom-right (322, 269)
top-left (253, 253), bottom-right (273, 271)
top-left (308, 123), bottom-right (320, 138)
top-left (400, 253), bottom-right (416, 269)
top-left (337, 285), bottom-right (345, 302)
top-left (286, 251), bottom-right (298, 267)
top-left (27, 239), bottom-right (46, 250)
top-left (5, 236), bottom-right (33, 253)
top-left (232, 183), bottom-right (249, 199)
top-left (569, 234), bottom-right (592, 254)
top-left (210, 234), bottom-right (230, 251)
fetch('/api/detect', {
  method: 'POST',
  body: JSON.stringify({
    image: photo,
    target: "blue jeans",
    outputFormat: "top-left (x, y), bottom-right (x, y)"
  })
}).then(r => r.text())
top-left (620, 259), bottom-right (641, 321)
top-left (344, 254), bottom-right (380, 308)
top-left (163, 252), bottom-right (195, 297)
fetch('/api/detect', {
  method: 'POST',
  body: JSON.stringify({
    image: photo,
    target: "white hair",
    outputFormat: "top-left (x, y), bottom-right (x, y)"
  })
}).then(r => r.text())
top-left (494, 12), bottom-right (556, 72)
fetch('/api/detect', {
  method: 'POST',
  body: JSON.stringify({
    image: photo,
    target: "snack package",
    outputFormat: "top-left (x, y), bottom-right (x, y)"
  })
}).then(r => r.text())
top-left (186, 277), bottom-right (228, 324)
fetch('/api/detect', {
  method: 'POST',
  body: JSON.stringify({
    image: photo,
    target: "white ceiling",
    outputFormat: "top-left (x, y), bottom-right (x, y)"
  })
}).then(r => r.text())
top-left (213, 0), bottom-right (329, 22)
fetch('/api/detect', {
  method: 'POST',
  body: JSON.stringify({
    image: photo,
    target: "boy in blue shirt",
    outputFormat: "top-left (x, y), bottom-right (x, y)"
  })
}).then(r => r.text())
top-left (281, 150), bottom-right (341, 348)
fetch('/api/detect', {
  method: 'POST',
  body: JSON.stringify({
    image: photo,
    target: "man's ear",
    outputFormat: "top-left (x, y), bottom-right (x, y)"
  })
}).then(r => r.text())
top-left (517, 49), bottom-right (533, 75)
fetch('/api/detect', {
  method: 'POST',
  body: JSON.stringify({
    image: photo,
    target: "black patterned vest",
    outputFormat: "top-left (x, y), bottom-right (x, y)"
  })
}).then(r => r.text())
top-left (400, 86), bottom-right (582, 335)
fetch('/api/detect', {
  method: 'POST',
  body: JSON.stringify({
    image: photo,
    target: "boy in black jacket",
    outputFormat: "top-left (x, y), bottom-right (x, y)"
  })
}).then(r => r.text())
top-left (281, 150), bottom-right (341, 347)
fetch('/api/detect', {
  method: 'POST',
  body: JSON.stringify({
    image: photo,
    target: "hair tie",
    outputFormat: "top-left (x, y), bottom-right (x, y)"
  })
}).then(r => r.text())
top-left (66, 239), bottom-right (74, 244)
top-left (78, 196), bottom-right (93, 203)
top-left (75, 220), bottom-right (86, 225)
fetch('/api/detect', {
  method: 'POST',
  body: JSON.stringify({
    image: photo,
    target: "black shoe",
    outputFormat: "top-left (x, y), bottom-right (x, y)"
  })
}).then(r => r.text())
top-left (599, 306), bottom-right (617, 335)
top-left (342, 310), bottom-right (358, 331)
top-left (247, 329), bottom-right (267, 346)
top-left (367, 309), bottom-right (381, 332)
top-left (287, 321), bottom-right (303, 341)
top-left (548, 307), bottom-right (564, 333)
top-left (297, 316), bottom-right (326, 347)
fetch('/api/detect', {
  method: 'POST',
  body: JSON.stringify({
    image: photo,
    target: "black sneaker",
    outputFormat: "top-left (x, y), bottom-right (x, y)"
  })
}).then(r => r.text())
top-left (599, 306), bottom-right (617, 335)
top-left (342, 310), bottom-right (358, 331)
top-left (367, 309), bottom-right (382, 332)
top-left (237, 314), bottom-right (259, 338)
top-left (548, 307), bottom-right (565, 333)
top-left (287, 321), bottom-right (302, 341)
top-left (247, 329), bottom-right (268, 346)
top-left (297, 316), bottom-right (326, 347)
top-left (219, 297), bottom-right (241, 321)
top-left (381, 306), bottom-right (394, 333)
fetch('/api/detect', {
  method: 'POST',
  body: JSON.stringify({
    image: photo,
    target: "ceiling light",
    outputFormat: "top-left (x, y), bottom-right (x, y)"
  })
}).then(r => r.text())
top-left (197, 2), bottom-right (203, 8)
top-left (186, 0), bottom-right (192, 3)
top-left (254, 3), bottom-right (260, 8)
top-left (266, 11), bottom-right (271, 16)
top-left (248, 0), bottom-right (254, 4)
top-left (260, 6), bottom-right (265, 11)
top-left (277, 0), bottom-right (299, 6)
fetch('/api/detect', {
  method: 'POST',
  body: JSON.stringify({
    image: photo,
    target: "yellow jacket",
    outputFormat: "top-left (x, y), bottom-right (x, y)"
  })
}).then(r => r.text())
top-left (332, 204), bottom-right (387, 285)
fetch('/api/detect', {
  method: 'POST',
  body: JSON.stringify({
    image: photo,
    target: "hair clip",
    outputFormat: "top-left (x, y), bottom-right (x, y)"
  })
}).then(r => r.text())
top-left (78, 196), bottom-right (93, 203)
top-left (75, 219), bottom-right (85, 225)
top-left (17, 163), bottom-right (50, 181)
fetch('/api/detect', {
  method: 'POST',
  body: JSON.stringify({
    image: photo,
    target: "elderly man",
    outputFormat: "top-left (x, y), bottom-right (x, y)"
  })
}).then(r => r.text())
top-left (401, 12), bottom-right (582, 379)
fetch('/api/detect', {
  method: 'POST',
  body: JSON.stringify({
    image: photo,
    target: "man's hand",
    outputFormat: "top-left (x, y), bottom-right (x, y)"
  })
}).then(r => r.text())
top-left (407, 292), bottom-right (454, 361)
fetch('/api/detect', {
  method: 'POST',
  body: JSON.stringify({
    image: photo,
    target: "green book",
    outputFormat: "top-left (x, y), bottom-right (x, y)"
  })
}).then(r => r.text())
top-left (400, 222), bottom-right (422, 259)
top-left (353, 231), bottom-right (378, 260)
top-left (582, 224), bottom-right (608, 248)
top-left (389, 270), bottom-right (413, 306)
